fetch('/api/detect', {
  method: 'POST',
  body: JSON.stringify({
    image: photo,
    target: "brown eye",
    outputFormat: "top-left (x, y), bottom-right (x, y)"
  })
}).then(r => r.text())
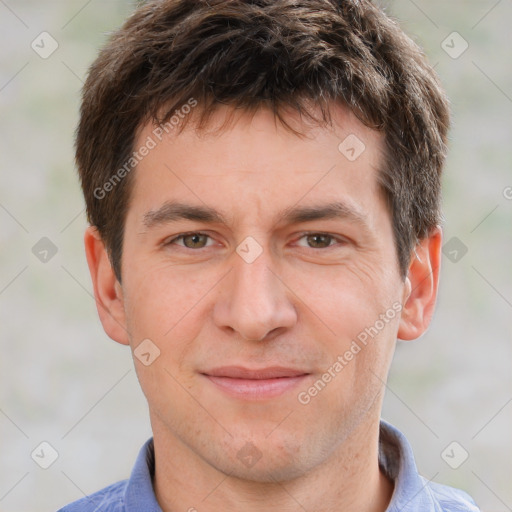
top-left (306, 234), bottom-right (334, 248)
top-left (181, 233), bottom-right (209, 248)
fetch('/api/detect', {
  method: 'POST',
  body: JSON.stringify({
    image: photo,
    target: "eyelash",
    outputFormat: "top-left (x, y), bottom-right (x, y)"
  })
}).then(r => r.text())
top-left (164, 231), bottom-right (347, 250)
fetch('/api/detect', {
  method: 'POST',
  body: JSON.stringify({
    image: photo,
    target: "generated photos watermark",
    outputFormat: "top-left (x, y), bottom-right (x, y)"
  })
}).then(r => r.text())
top-left (93, 97), bottom-right (198, 200)
top-left (297, 301), bottom-right (403, 405)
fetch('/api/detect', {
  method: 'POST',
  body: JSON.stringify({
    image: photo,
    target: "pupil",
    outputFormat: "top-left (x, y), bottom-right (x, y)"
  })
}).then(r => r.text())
top-left (186, 234), bottom-right (205, 248)
top-left (309, 234), bottom-right (330, 248)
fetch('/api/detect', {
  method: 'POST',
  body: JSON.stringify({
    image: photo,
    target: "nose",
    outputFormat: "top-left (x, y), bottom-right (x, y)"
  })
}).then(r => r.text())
top-left (213, 246), bottom-right (297, 341)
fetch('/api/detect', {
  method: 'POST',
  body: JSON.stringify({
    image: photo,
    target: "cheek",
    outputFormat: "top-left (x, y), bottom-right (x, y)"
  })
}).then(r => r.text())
top-left (298, 322), bottom-right (396, 438)
top-left (287, 261), bottom-right (390, 341)
top-left (122, 267), bottom-right (204, 412)
top-left (123, 263), bottom-right (214, 339)
top-left (290, 266), bottom-right (399, 395)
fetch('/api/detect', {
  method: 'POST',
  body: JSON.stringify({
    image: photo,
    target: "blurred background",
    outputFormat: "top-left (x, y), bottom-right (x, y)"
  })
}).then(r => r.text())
top-left (0, 0), bottom-right (511, 510)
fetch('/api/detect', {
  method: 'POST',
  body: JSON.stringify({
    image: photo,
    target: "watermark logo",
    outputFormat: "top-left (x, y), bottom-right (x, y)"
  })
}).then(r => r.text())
top-left (32, 237), bottom-right (58, 263)
top-left (236, 236), bottom-right (263, 264)
top-left (338, 134), bottom-right (366, 161)
top-left (441, 32), bottom-right (468, 59)
top-left (134, 338), bottom-right (161, 366)
top-left (442, 236), bottom-right (468, 263)
top-left (236, 441), bottom-right (262, 468)
top-left (31, 441), bottom-right (59, 469)
top-left (93, 98), bottom-right (198, 200)
top-left (441, 441), bottom-right (469, 469)
top-left (31, 32), bottom-right (59, 59)
top-left (298, 301), bottom-right (403, 405)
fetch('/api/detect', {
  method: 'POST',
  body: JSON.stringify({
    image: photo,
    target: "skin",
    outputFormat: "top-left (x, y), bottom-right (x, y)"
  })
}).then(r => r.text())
top-left (85, 103), bottom-right (441, 512)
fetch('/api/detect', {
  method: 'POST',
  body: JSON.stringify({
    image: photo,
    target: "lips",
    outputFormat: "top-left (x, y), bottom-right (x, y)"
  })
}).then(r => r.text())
top-left (201, 366), bottom-right (310, 399)
top-left (203, 366), bottom-right (309, 379)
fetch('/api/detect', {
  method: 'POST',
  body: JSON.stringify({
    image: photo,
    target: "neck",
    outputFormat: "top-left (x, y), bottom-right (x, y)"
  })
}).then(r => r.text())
top-left (151, 413), bottom-right (393, 512)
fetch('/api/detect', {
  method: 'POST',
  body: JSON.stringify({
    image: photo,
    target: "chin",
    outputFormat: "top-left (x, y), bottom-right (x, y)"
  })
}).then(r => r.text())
top-left (210, 431), bottom-right (318, 483)
top-left (223, 455), bottom-right (310, 484)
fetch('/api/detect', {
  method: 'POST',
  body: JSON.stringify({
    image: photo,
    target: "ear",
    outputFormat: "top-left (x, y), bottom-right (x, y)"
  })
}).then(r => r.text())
top-left (84, 226), bottom-right (130, 345)
top-left (397, 226), bottom-right (442, 341)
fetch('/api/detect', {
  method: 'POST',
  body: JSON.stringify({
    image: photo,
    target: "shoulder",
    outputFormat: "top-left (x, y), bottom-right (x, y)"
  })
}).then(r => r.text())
top-left (57, 479), bottom-right (128, 512)
top-left (57, 438), bottom-right (159, 512)
top-left (379, 421), bottom-right (481, 512)
top-left (423, 478), bottom-right (481, 512)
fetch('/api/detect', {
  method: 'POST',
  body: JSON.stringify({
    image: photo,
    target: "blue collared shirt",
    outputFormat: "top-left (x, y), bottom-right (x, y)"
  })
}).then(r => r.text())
top-left (58, 420), bottom-right (480, 511)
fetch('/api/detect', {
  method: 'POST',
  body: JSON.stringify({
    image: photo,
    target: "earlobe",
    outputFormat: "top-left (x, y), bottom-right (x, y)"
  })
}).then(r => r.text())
top-left (84, 226), bottom-right (130, 345)
top-left (397, 226), bottom-right (442, 341)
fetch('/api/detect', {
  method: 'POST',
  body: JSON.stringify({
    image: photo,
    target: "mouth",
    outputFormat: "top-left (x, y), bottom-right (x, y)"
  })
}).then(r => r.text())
top-left (201, 366), bottom-right (311, 400)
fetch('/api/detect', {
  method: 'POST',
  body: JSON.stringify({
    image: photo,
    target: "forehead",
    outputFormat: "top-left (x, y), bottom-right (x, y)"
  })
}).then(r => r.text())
top-left (128, 103), bottom-right (386, 228)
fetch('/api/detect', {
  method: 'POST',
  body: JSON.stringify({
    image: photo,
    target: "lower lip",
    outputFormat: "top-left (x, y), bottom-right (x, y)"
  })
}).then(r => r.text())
top-left (204, 374), bottom-right (310, 400)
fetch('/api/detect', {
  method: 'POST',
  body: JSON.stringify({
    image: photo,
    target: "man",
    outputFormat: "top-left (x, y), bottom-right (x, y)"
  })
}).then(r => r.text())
top-left (60, 0), bottom-right (480, 510)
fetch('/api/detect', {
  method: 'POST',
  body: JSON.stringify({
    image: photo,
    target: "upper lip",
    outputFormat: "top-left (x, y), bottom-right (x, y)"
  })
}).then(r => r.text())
top-left (202, 366), bottom-right (309, 379)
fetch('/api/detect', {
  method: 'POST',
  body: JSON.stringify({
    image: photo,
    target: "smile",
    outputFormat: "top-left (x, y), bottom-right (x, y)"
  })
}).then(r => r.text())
top-left (201, 366), bottom-right (311, 400)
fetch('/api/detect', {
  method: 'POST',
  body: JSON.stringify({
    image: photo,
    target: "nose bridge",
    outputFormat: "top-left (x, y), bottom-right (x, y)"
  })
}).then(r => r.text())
top-left (214, 244), bottom-right (297, 341)
top-left (234, 249), bottom-right (274, 306)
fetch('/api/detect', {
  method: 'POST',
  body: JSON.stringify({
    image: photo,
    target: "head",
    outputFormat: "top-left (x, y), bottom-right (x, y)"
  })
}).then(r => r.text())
top-left (80, 0), bottom-right (448, 482)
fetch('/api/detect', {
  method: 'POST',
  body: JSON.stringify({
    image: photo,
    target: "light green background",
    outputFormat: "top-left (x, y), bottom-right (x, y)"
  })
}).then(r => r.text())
top-left (1, 1), bottom-right (511, 510)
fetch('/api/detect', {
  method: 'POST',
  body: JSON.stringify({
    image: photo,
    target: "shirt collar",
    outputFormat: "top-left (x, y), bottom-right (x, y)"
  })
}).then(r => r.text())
top-left (124, 437), bottom-right (162, 511)
top-left (123, 420), bottom-right (456, 511)
top-left (379, 419), bottom-right (441, 511)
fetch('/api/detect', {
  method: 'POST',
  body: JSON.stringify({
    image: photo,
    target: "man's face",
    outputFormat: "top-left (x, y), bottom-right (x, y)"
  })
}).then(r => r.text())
top-left (116, 104), bottom-right (409, 480)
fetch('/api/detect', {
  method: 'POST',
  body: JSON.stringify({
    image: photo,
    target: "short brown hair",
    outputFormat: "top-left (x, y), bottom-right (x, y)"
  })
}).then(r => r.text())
top-left (76, 0), bottom-right (450, 281)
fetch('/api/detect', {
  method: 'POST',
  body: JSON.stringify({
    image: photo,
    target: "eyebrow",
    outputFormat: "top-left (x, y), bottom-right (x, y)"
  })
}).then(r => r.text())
top-left (142, 200), bottom-right (370, 232)
top-left (143, 202), bottom-right (228, 228)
